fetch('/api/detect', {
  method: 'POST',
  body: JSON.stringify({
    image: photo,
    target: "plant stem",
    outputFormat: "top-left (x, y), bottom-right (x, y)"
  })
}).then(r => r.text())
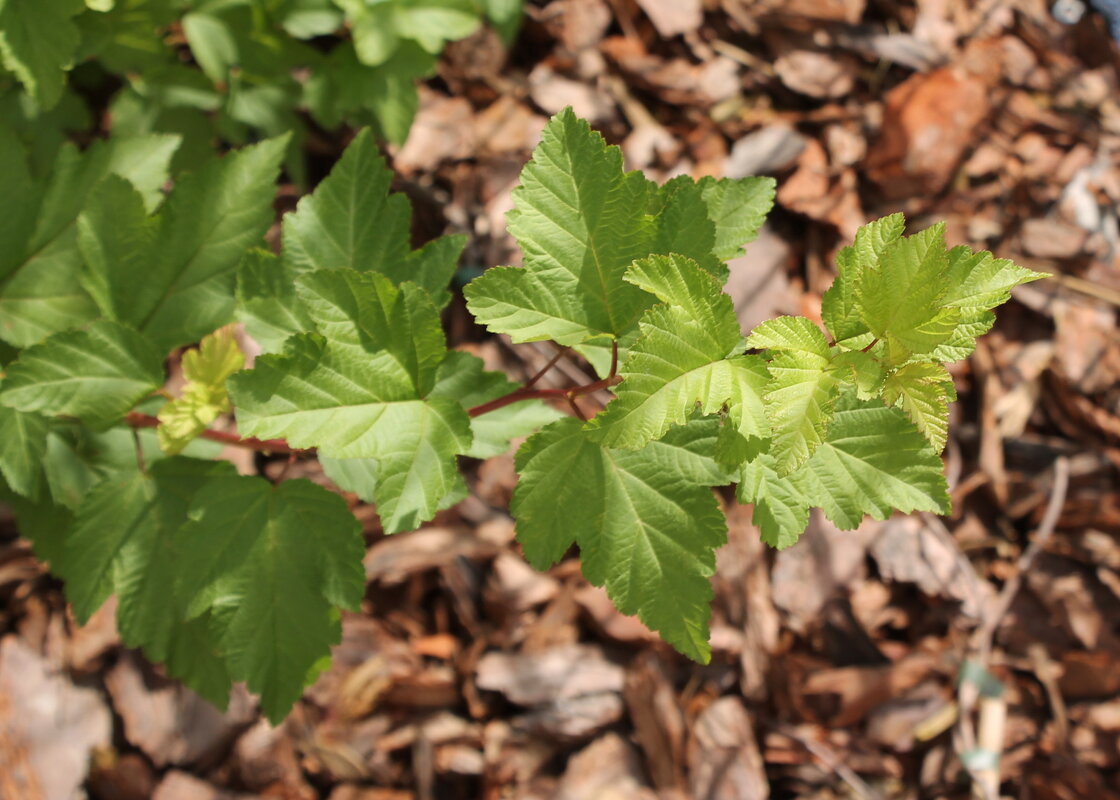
top-left (467, 341), bottom-right (622, 418)
top-left (124, 412), bottom-right (310, 455)
top-left (126, 340), bottom-right (624, 452)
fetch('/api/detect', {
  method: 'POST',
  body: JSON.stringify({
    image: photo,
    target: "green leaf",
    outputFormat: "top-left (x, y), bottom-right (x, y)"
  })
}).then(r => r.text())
top-left (465, 108), bottom-right (656, 345)
top-left (55, 458), bottom-right (238, 709)
top-left (747, 316), bottom-right (839, 474)
top-left (158, 326), bottom-right (244, 454)
top-left (304, 43), bottom-right (435, 144)
top-left (281, 128), bottom-right (464, 304)
top-left (858, 223), bottom-right (960, 364)
top-left (0, 0), bottom-right (82, 108)
top-left (513, 417), bottom-right (729, 662)
top-left (647, 176), bottom-right (724, 280)
top-left (464, 110), bottom-right (751, 347)
top-left (229, 270), bottom-right (472, 532)
top-left (77, 175), bottom-right (160, 324)
top-left (283, 128), bottom-right (411, 272)
top-left (697, 175), bottom-right (776, 261)
top-left (175, 476), bottom-right (365, 723)
top-left (430, 350), bottom-right (563, 459)
top-left (0, 402), bottom-right (48, 498)
top-left (57, 457), bottom-right (234, 632)
top-left (481, 0), bottom-right (521, 41)
top-left (738, 398), bottom-right (950, 546)
top-left (138, 135), bottom-right (288, 352)
top-left (590, 255), bottom-right (769, 452)
top-left (0, 123), bottom-right (43, 281)
top-left (821, 213), bottom-right (904, 351)
top-left (0, 134), bottom-right (179, 346)
top-left (182, 11), bottom-right (239, 84)
top-left (882, 362), bottom-right (956, 453)
top-left (736, 455), bottom-right (810, 549)
top-left (336, 0), bottom-right (481, 66)
top-left (829, 350), bottom-right (886, 400)
top-left (236, 249), bottom-right (313, 354)
top-left (0, 320), bottom-right (164, 428)
top-left (927, 246), bottom-right (1048, 362)
top-left (792, 399), bottom-right (950, 528)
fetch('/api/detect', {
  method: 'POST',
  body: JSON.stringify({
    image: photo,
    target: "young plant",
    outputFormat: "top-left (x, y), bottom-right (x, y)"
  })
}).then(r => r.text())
top-left (0, 109), bottom-right (1046, 722)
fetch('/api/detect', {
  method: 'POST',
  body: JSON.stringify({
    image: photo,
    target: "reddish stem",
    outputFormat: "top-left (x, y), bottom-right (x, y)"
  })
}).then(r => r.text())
top-left (125, 412), bottom-right (311, 455)
top-left (126, 340), bottom-right (624, 453)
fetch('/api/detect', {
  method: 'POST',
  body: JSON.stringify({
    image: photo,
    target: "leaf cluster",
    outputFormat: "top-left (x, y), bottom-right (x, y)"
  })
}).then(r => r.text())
top-left (0, 0), bottom-right (520, 179)
top-left (0, 107), bottom-right (1046, 722)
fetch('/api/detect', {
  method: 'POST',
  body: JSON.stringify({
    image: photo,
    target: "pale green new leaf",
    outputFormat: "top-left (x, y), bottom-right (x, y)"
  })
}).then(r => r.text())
top-left (0, 402), bottom-right (48, 498)
top-left (591, 255), bottom-right (768, 451)
top-left (926, 246), bottom-right (1048, 362)
top-left (158, 327), bottom-right (244, 454)
top-left (821, 213), bottom-right (905, 350)
top-left (0, 0), bottom-right (82, 108)
top-left (229, 270), bottom-right (472, 532)
top-left (0, 320), bottom-right (164, 428)
top-left (794, 399), bottom-right (950, 528)
top-left (736, 455), bottom-right (810, 549)
top-left (882, 362), bottom-right (956, 453)
top-left (858, 224), bottom-right (960, 364)
top-left (175, 476), bottom-right (365, 722)
top-left (513, 417), bottom-right (729, 661)
top-left (738, 398), bottom-right (950, 546)
top-left (697, 175), bottom-right (776, 260)
top-left (747, 316), bottom-right (839, 474)
top-left (465, 108), bottom-right (655, 345)
top-left (138, 136), bottom-right (288, 352)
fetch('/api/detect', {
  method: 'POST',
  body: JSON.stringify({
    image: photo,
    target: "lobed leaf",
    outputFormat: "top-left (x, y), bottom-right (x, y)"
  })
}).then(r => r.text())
top-left (158, 327), bottom-right (244, 455)
top-left (513, 417), bottom-right (730, 662)
top-left (0, 133), bottom-right (179, 346)
top-left (229, 270), bottom-right (472, 532)
top-left (176, 475), bottom-right (365, 722)
top-left (738, 398), bottom-right (950, 546)
top-left (590, 254), bottom-right (769, 452)
top-left (0, 320), bottom-right (164, 428)
top-left (747, 316), bottom-right (839, 474)
top-left (882, 362), bottom-right (956, 453)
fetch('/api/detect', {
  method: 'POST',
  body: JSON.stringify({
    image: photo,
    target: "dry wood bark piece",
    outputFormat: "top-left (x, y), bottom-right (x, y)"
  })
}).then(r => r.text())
top-left (364, 527), bottom-right (498, 585)
top-left (475, 644), bottom-right (624, 706)
top-left (554, 732), bottom-right (657, 800)
top-left (622, 652), bottom-right (686, 791)
top-left (104, 651), bottom-right (255, 768)
top-left (0, 635), bottom-right (112, 800)
top-left (152, 771), bottom-right (254, 800)
top-left (688, 697), bottom-right (769, 800)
